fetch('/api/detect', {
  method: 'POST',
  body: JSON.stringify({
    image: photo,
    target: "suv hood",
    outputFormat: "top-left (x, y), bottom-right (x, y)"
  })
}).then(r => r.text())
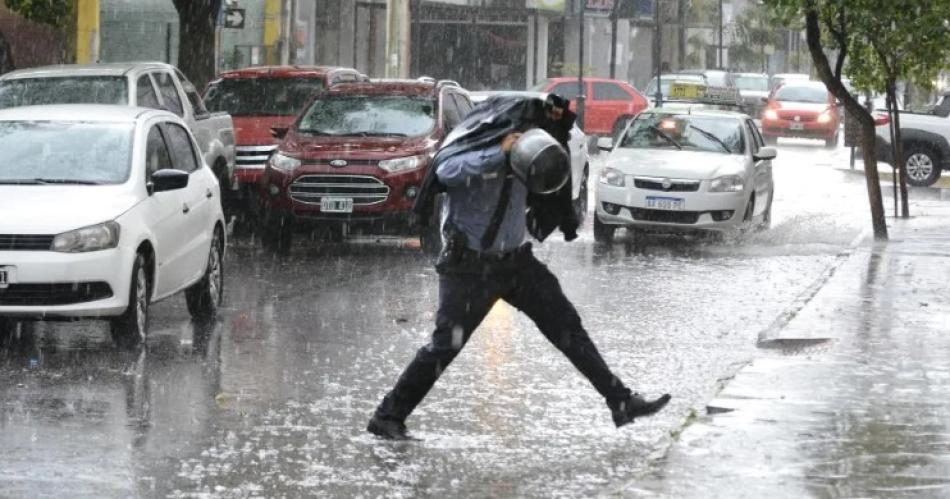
top-left (607, 149), bottom-right (746, 179)
top-left (283, 133), bottom-right (436, 157)
top-left (0, 185), bottom-right (139, 235)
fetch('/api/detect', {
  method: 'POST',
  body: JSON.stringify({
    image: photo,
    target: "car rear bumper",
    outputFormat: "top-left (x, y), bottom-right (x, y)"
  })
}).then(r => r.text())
top-left (0, 248), bottom-right (132, 318)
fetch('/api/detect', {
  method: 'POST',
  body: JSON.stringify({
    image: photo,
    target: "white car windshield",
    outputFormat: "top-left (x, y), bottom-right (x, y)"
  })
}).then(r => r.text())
top-left (735, 76), bottom-right (769, 92)
top-left (0, 120), bottom-right (134, 185)
top-left (297, 95), bottom-right (435, 137)
top-left (0, 77), bottom-right (128, 109)
top-left (620, 113), bottom-right (745, 155)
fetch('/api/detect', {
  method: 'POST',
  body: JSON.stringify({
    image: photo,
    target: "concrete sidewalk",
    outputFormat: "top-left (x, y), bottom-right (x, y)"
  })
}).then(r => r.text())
top-left (622, 199), bottom-right (950, 498)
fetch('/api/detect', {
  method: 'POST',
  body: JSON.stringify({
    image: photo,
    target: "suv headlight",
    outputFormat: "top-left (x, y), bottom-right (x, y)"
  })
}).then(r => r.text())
top-left (378, 155), bottom-right (426, 173)
top-left (599, 167), bottom-right (625, 187)
top-left (269, 152), bottom-right (301, 172)
top-left (52, 221), bottom-right (120, 253)
top-left (709, 175), bottom-right (745, 193)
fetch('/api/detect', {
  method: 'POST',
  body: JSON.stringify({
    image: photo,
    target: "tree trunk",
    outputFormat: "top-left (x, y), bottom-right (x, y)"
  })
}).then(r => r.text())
top-left (172, 0), bottom-right (221, 89)
top-left (0, 31), bottom-right (14, 75)
top-left (803, 8), bottom-right (887, 240)
top-left (888, 83), bottom-right (909, 217)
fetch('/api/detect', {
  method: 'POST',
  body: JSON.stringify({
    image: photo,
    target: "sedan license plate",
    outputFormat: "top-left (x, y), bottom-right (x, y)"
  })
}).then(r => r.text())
top-left (320, 197), bottom-right (354, 213)
top-left (789, 122), bottom-right (805, 131)
top-left (646, 196), bottom-right (685, 211)
top-left (0, 266), bottom-right (14, 289)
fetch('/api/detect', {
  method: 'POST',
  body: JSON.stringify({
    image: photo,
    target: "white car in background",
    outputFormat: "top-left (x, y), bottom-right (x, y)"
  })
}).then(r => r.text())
top-left (594, 108), bottom-right (775, 242)
top-left (0, 105), bottom-right (226, 347)
top-left (469, 90), bottom-right (591, 222)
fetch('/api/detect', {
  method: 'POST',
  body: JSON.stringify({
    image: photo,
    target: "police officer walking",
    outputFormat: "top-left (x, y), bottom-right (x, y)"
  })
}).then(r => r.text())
top-left (367, 95), bottom-right (670, 440)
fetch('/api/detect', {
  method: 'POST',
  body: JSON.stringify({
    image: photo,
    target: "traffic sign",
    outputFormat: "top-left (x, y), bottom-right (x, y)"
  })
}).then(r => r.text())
top-left (224, 8), bottom-right (245, 29)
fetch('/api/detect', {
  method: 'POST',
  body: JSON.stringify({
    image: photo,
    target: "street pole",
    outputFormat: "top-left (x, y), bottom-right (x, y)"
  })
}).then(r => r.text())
top-left (609, 5), bottom-right (618, 79)
top-left (654, 0), bottom-right (662, 106)
top-left (718, 0), bottom-right (724, 68)
top-left (577, 0), bottom-right (586, 129)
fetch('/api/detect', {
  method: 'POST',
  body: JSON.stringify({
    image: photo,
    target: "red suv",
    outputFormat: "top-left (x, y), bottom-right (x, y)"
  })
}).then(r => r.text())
top-left (531, 77), bottom-right (648, 137)
top-left (203, 66), bottom-right (364, 215)
top-left (761, 81), bottom-right (840, 148)
top-left (257, 79), bottom-right (472, 252)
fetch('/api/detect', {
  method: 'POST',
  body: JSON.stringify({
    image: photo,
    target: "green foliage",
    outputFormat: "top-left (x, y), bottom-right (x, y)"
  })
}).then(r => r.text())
top-left (764, 0), bottom-right (950, 96)
top-left (4, 0), bottom-right (72, 27)
top-left (732, 3), bottom-right (785, 72)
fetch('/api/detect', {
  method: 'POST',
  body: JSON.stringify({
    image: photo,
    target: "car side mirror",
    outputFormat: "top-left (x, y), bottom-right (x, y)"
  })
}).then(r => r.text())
top-left (149, 168), bottom-right (189, 194)
top-left (597, 137), bottom-right (614, 152)
top-left (270, 127), bottom-right (289, 139)
top-left (754, 146), bottom-right (777, 161)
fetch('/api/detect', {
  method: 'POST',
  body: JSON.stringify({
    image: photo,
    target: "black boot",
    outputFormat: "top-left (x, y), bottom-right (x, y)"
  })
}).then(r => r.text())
top-left (367, 415), bottom-right (412, 440)
top-left (612, 393), bottom-right (671, 428)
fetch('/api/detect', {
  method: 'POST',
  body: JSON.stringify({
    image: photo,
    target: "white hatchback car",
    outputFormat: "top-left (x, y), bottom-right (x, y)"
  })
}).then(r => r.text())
top-left (595, 108), bottom-right (775, 242)
top-left (0, 105), bottom-right (226, 347)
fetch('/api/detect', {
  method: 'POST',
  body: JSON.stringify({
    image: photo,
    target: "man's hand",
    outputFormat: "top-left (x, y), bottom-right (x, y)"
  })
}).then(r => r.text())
top-left (500, 133), bottom-right (522, 153)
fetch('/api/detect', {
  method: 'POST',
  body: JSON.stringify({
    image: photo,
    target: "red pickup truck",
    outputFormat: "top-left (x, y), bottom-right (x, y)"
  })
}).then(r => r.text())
top-left (257, 79), bottom-right (472, 253)
top-left (203, 66), bottom-right (364, 218)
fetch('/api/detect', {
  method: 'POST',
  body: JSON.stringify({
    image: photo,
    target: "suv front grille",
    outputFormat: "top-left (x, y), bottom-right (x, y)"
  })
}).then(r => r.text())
top-left (634, 178), bottom-right (700, 192)
top-left (0, 234), bottom-right (54, 251)
top-left (235, 145), bottom-right (278, 170)
top-left (0, 282), bottom-right (113, 306)
top-left (630, 208), bottom-right (701, 224)
top-left (289, 175), bottom-right (390, 206)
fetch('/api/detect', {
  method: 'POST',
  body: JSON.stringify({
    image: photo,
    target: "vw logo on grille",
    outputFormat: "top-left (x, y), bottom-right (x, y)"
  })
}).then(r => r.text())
top-left (330, 159), bottom-right (348, 168)
top-left (661, 178), bottom-right (673, 190)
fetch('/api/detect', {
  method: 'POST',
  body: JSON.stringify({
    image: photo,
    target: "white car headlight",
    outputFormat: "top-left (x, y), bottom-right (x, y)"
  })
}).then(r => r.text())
top-left (378, 155), bottom-right (426, 173)
top-left (709, 175), bottom-right (745, 193)
top-left (599, 167), bottom-right (625, 187)
top-left (269, 152), bottom-right (301, 172)
top-left (52, 221), bottom-right (120, 253)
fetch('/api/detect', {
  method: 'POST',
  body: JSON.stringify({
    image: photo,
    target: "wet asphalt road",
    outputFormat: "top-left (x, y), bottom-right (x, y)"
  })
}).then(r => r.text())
top-left (0, 140), bottom-right (914, 498)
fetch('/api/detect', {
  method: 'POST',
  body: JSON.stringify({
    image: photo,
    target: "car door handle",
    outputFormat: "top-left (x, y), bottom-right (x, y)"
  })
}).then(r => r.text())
top-left (182, 203), bottom-right (190, 214)
top-left (206, 189), bottom-right (213, 199)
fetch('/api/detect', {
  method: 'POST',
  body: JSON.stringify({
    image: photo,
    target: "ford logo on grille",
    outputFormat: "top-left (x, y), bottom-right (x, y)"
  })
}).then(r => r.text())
top-left (330, 159), bottom-right (348, 168)
top-left (661, 178), bottom-right (673, 190)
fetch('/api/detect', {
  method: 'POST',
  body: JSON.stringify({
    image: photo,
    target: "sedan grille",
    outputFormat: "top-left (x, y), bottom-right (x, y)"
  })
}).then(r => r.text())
top-left (235, 145), bottom-right (278, 170)
top-left (289, 175), bottom-right (390, 206)
top-left (634, 178), bottom-right (700, 192)
top-left (631, 208), bottom-right (701, 224)
top-left (0, 234), bottom-right (54, 251)
top-left (0, 282), bottom-right (113, 306)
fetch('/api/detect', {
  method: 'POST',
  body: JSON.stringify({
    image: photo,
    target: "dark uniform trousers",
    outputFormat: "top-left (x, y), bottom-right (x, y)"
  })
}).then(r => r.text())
top-left (375, 244), bottom-right (632, 422)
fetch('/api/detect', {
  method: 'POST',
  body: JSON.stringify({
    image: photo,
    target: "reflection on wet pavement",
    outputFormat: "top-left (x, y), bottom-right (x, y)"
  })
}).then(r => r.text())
top-left (0, 144), bottom-right (893, 497)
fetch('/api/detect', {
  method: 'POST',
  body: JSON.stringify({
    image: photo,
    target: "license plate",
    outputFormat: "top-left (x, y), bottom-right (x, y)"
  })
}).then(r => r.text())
top-left (320, 197), bottom-right (353, 213)
top-left (0, 266), bottom-right (14, 289)
top-left (646, 196), bottom-right (685, 211)
top-left (790, 123), bottom-right (805, 131)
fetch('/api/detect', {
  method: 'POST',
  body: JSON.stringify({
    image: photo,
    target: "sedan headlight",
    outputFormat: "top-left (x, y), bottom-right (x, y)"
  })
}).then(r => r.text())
top-left (763, 109), bottom-right (779, 120)
top-left (269, 152), bottom-right (301, 172)
top-left (709, 175), bottom-right (745, 193)
top-left (52, 221), bottom-right (120, 253)
top-left (378, 155), bottom-right (426, 173)
top-left (599, 167), bottom-right (625, 187)
top-left (817, 111), bottom-right (833, 123)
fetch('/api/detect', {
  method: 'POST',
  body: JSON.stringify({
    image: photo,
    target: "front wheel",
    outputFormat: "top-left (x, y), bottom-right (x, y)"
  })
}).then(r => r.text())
top-left (904, 144), bottom-right (942, 187)
top-left (186, 228), bottom-right (224, 322)
top-left (824, 132), bottom-right (838, 149)
top-left (593, 213), bottom-right (616, 244)
top-left (111, 253), bottom-right (150, 349)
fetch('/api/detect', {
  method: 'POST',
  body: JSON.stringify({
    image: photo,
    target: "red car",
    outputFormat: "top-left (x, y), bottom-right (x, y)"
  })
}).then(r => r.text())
top-left (531, 77), bottom-right (648, 137)
top-left (203, 66), bottom-right (365, 214)
top-left (257, 79), bottom-right (472, 253)
top-left (761, 81), bottom-right (840, 148)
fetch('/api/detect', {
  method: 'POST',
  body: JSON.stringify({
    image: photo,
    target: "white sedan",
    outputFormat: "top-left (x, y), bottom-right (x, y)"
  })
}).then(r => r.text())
top-left (469, 90), bottom-right (591, 222)
top-left (594, 108), bottom-right (775, 242)
top-left (0, 105), bottom-right (226, 347)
